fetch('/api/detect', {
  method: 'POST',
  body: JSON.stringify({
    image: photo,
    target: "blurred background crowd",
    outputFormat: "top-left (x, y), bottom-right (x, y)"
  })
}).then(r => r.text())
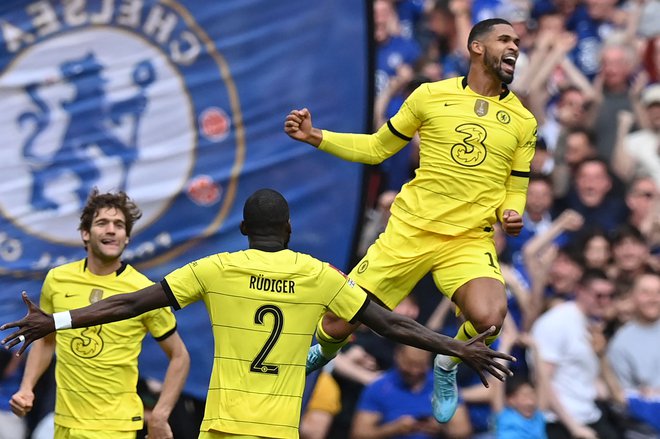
top-left (1, 0), bottom-right (659, 438)
top-left (301, 0), bottom-right (660, 438)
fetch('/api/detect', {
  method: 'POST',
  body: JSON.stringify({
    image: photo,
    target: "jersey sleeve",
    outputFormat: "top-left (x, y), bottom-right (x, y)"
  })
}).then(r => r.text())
top-left (318, 85), bottom-right (426, 164)
top-left (162, 256), bottom-right (219, 310)
top-left (40, 270), bottom-right (55, 313)
top-left (142, 306), bottom-right (177, 341)
top-left (387, 83), bottom-right (424, 138)
top-left (323, 265), bottom-right (369, 323)
top-left (497, 120), bottom-right (537, 219)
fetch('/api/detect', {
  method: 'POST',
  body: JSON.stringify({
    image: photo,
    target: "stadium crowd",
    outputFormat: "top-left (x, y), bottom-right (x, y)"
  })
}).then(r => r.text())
top-left (1, 0), bottom-right (659, 438)
top-left (302, 0), bottom-right (660, 438)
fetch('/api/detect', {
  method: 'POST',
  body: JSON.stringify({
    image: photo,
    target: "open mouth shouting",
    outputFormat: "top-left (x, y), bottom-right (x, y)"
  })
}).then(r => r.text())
top-left (501, 53), bottom-right (517, 75)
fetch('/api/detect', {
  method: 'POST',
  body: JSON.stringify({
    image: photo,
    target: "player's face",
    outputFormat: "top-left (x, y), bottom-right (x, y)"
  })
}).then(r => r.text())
top-left (482, 24), bottom-right (520, 84)
top-left (82, 207), bottom-right (128, 263)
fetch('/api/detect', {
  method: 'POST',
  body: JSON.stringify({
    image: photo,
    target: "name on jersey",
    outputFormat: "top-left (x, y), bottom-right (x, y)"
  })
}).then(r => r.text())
top-left (249, 274), bottom-right (295, 294)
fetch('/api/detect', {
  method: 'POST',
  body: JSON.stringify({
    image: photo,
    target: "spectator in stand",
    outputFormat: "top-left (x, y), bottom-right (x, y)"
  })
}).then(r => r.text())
top-left (591, 41), bottom-right (638, 160)
top-left (565, 0), bottom-right (629, 80)
top-left (607, 224), bottom-right (654, 295)
top-left (523, 211), bottom-right (585, 327)
top-left (394, 0), bottom-right (433, 41)
top-left (531, 269), bottom-right (623, 439)
top-left (351, 344), bottom-right (471, 439)
top-left (612, 84), bottom-right (660, 187)
top-left (624, 176), bottom-right (660, 253)
top-left (420, 0), bottom-right (471, 79)
top-left (491, 332), bottom-right (548, 439)
top-left (554, 157), bottom-right (628, 235)
top-left (553, 127), bottom-right (599, 198)
top-left (506, 174), bottom-right (555, 282)
top-left (328, 297), bottom-right (419, 438)
top-left (300, 372), bottom-right (342, 439)
top-left (374, 0), bottom-right (422, 100)
top-left (607, 272), bottom-right (660, 434)
top-left (577, 228), bottom-right (611, 271)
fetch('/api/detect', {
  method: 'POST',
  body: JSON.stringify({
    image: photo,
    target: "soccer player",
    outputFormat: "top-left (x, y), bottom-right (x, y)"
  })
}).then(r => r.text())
top-left (2, 189), bottom-right (515, 439)
top-left (284, 18), bottom-right (537, 423)
top-left (9, 190), bottom-right (190, 439)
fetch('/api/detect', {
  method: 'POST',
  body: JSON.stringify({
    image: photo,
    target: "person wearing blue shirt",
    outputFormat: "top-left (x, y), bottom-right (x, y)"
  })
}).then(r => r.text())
top-left (492, 333), bottom-right (547, 439)
top-left (495, 377), bottom-right (547, 439)
top-left (351, 344), bottom-right (470, 439)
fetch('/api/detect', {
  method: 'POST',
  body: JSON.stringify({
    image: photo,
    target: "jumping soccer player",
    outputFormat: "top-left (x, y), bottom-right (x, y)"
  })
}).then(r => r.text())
top-left (285, 18), bottom-right (536, 423)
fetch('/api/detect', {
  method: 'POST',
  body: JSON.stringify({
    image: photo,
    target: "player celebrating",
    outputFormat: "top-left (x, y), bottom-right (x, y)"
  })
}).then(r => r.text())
top-left (9, 189), bottom-right (189, 439)
top-left (284, 18), bottom-right (537, 423)
top-left (3, 189), bottom-right (514, 439)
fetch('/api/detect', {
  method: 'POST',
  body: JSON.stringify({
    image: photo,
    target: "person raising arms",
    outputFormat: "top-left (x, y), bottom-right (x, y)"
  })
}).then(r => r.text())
top-left (285, 18), bottom-right (536, 423)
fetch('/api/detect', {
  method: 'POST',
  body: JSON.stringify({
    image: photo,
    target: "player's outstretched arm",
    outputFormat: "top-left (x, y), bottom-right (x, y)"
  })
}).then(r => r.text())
top-left (1, 286), bottom-right (170, 355)
top-left (284, 108), bottom-right (323, 147)
top-left (356, 301), bottom-right (515, 386)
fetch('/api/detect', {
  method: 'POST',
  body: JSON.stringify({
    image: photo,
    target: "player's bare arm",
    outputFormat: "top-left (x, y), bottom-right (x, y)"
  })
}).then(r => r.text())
top-left (149, 331), bottom-right (190, 439)
top-left (284, 108), bottom-right (323, 146)
top-left (1, 286), bottom-right (169, 355)
top-left (356, 300), bottom-right (515, 386)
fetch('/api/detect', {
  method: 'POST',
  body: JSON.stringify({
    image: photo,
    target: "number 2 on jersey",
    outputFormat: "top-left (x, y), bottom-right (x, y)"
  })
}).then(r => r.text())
top-left (250, 304), bottom-right (284, 374)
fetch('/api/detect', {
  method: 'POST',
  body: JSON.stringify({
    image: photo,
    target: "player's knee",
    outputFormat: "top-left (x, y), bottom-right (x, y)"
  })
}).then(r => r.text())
top-left (468, 303), bottom-right (507, 333)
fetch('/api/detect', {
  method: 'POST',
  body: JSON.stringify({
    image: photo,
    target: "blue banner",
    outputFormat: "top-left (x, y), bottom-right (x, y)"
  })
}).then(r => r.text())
top-left (0, 0), bottom-right (369, 399)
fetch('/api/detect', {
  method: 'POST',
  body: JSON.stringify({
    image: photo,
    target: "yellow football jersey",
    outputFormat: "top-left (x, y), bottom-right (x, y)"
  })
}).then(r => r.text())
top-left (321, 76), bottom-right (537, 237)
top-left (41, 259), bottom-right (177, 431)
top-left (163, 249), bottom-right (368, 439)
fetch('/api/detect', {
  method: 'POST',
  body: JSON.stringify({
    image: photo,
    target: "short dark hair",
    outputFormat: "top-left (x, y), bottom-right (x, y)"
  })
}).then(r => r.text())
top-left (78, 188), bottom-right (142, 238)
top-left (529, 173), bottom-right (553, 188)
top-left (243, 189), bottom-right (290, 234)
top-left (610, 224), bottom-right (646, 247)
top-left (557, 243), bottom-right (585, 267)
top-left (566, 127), bottom-right (597, 147)
top-left (467, 18), bottom-right (512, 51)
top-left (579, 268), bottom-right (610, 288)
top-left (575, 156), bottom-right (611, 177)
top-left (505, 374), bottom-right (534, 397)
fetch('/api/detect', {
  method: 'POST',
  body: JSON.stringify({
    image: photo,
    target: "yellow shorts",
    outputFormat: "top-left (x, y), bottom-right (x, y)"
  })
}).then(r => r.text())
top-left (199, 432), bottom-right (266, 439)
top-left (350, 215), bottom-right (504, 309)
top-left (54, 425), bottom-right (136, 439)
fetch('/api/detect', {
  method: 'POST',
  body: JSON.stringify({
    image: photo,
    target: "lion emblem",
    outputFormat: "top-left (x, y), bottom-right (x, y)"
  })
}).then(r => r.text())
top-left (18, 53), bottom-right (155, 210)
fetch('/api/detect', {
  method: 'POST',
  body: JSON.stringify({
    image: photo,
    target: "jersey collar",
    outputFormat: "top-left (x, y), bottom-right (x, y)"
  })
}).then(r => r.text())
top-left (461, 76), bottom-right (510, 100)
top-left (83, 258), bottom-right (128, 276)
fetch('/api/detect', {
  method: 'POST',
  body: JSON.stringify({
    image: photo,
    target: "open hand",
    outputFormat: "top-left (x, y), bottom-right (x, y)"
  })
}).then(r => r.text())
top-left (1, 292), bottom-right (55, 356)
top-left (458, 326), bottom-right (515, 386)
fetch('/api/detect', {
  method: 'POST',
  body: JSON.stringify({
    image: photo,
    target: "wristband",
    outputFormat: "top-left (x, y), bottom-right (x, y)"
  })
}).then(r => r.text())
top-left (53, 311), bottom-right (72, 330)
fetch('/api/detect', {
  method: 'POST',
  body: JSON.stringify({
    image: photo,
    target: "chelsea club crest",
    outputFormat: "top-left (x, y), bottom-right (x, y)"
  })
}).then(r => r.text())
top-left (0, 0), bottom-right (245, 274)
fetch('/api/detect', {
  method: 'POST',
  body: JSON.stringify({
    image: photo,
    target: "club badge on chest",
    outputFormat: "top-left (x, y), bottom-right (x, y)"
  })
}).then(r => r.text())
top-left (474, 99), bottom-right (489, 117)
top-left (89, 288), bottom-right (104, 304)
